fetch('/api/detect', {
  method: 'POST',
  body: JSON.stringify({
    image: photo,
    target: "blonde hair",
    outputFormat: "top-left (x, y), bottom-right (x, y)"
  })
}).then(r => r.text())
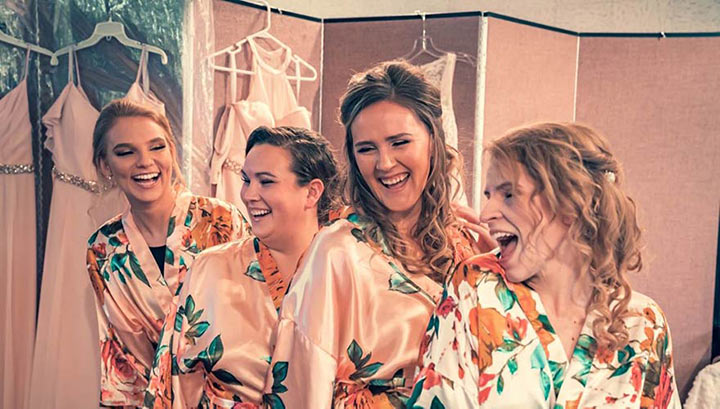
top-left (92, 98), bottom-right (184, 187)
top-left (339, 60), bottom-right (462, 283)
top-left (488, 122), bottom-right (642, 353)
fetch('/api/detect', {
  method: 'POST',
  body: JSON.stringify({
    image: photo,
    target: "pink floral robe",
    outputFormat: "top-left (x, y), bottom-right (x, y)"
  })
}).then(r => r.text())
top-left (261, 212), bottom-right (482, 409)
top-left (87, 189), bottom-right (247, 407)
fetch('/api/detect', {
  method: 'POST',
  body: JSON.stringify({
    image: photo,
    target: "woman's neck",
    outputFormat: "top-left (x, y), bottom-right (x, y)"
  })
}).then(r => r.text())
top-left (267, 216), bottom-right (319, 279)
top-left (129, 193), bottom-right (176, 247)
top-left (525, 240), bottom-right (593, 315)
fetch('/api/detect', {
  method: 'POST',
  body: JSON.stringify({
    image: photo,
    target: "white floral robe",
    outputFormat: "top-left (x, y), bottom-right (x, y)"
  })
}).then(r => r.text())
top-left (408, 253), bottom-right (682, 409)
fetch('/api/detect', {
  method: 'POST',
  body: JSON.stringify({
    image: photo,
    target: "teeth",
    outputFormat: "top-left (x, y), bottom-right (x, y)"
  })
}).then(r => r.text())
top-left (250, 209), bottom-right (270, 217)
top-left (492, 232), bottom-right (515, 241)
top-left (133, 173), bottom-right (159, 180)
top-left (380, 174), bottom-right (408, 186)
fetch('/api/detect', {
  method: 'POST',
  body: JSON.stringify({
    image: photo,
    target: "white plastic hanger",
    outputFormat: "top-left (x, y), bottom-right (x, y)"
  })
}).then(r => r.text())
top-left (403, 11), bottom-right (476, 66)
top-left (52, 17), bottom-right (168, 66)
top-left (208, 0), bottom-right (317, 82)
top-left (0, 30), bottom-right (54, 59)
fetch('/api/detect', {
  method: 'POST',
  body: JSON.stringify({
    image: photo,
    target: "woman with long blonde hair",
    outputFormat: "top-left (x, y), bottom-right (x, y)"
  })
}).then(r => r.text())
top-left (261, 61), bottom-right (494, 408)
top-left (409, 122), bottom-right (681, 409)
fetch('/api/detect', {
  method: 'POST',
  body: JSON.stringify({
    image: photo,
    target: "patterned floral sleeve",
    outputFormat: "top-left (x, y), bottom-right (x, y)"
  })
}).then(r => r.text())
top-left (87, 217), bottom-right (150, 407)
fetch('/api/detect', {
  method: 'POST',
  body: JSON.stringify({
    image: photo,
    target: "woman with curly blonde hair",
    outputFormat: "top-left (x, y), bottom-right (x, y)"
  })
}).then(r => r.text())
top-left (409, 122), bottom-right (681, 409)
top-left (261, 61), bottom-right (494, 408)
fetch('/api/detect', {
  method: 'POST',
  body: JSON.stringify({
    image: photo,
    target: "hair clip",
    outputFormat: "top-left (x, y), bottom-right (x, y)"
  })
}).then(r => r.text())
top-left (604, 171), bottom-right (616, 183)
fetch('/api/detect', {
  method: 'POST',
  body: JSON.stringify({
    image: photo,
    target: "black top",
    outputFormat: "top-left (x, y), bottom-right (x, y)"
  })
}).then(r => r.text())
top-left (149, 245), bottom-right (166, 277)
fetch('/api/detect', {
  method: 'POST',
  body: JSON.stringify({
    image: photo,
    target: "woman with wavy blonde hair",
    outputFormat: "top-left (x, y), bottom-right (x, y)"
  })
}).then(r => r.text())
top-left (409, 122), bottom-right (681, 409)
top-left (261, 61), bottom-right (494, 408)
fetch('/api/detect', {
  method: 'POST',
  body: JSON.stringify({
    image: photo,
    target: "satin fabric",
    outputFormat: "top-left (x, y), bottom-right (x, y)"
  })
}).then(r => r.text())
top-left (261, 213), bottom-right (483, 409)
top-left (0, 50), bottom-right (35, 409)
top-left (87, 189), bottom-right (247, 407)
top-left (408, 253), bottom-right (682, 409)
top-left (143, 235), bottom-right (292, 409)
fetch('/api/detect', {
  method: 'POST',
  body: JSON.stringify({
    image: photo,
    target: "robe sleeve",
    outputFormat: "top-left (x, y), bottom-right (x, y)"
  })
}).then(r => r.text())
top-left (87, 239), bottom-right (149, 407)
top-left (261, 229), bottom-right (350, 409)
top-left (641, 308), bottom-right (683, 409)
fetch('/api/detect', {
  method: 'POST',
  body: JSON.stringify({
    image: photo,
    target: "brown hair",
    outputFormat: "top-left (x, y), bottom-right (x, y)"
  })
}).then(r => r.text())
top-left (487, 122), bottom-right (642, 353)
top-left (245, 126), bottom-right (344, 224)
top-left (92, 98), bottom-right (184, 186)
top-left (339, 60), bottom-right (461, 283)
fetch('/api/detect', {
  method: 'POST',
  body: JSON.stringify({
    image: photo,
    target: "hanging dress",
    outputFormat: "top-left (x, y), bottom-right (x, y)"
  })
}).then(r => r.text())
top-left (421, 53), bottom-right (468, 205)
top-left (211, 37), bottom-right (311, 215)
top-left (28, 47), bottom-right (162, 409)
top-left (0, 49), bottom-right (36, 409)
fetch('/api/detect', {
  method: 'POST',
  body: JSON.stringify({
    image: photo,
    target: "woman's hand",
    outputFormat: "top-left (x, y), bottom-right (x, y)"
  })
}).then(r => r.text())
top-left (452, 202), bottom-right (497, 252)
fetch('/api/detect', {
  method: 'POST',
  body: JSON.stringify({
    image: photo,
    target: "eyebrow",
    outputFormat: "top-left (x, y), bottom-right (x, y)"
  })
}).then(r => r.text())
top-left (242, 170), bottom-right (277, 178)
top-left (353, 132), bottom-right (412, 148)
top-left (483, 181), bottom-right (513, 195)
top-left (112, 137), bottom-right (166, 150)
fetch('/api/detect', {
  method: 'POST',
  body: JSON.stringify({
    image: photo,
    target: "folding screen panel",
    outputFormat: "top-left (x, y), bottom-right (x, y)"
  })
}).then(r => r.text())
top-left (576, 36), bottom-right (720, 394)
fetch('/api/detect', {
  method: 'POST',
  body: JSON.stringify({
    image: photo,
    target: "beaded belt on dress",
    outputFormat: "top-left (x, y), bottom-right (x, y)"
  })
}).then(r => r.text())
top-left (222, 158), bottom-right (243, 175)
top-left (0, 163), bottom-right (34, 174)
top-left (52, 166), bottom-right (110, 194)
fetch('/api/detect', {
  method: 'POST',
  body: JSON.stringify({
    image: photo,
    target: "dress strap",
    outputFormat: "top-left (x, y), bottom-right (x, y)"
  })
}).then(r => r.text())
top-left (68, 46), bottom-right (83, 90)
top-left (226, 52), bottom-right (238, 104)
top-left (134, 45), bottom-right (151, 94)
top-left (293, 56), bottom-right (301, 100)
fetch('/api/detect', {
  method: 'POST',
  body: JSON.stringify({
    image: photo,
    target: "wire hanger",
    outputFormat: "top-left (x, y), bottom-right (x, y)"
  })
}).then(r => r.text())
top-left (0, 30), bottom-right (54, 59)
top-left (402, 11), bottom-right (476, 66)
top-left (208, 0), bottom-right (317, 82)
top-left (51, 7), bottom-right (168, 66)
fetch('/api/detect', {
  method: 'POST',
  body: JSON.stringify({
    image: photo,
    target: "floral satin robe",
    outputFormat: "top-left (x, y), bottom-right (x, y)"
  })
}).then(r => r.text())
top-left (261, 213), bottom-right (482, 409)
top-left (408, 253), bottom-right (682, 409)
top-left (87, 189), bottom-right (247, 407)
top-left (142, 236), bottom-right (292, 409)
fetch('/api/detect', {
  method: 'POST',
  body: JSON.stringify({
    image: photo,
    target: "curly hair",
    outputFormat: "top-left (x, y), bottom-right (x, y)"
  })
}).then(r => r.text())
top-left (487, 122), bottom-right (642, 353)
top-left (246, 126), bottom-right (344, 224)
top-left (92, 98), bottom-right (184, 187)
top-left (339, 60), bottom-right (463, 283)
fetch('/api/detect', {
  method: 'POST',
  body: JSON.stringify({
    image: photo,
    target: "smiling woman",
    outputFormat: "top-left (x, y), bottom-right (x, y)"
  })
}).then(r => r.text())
top-left (260, 61), bottom-right (494, 409)
top-left (141, 126), bottom-right (342, 409)
top-left (85, 99), bottom-right (248, 407)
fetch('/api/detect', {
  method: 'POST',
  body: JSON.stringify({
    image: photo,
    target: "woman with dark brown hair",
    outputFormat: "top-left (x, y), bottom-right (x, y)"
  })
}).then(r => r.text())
top-left (261, 61), bottom-right (494, 408)
top-left (86, 99), bottom-right (247, 407)
top-left (409, 122), bottom-right (681, 409)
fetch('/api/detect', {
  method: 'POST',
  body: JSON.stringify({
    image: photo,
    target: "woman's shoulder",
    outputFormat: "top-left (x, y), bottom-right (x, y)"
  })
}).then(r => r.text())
top-left (626, 290), bottom-right (672, 330)
top-left (190, 193), bottom-right (242, 214)
top-left (450, 250), bottom-right (504, 289)
top-left (88, 214), bottom-right (124, 246)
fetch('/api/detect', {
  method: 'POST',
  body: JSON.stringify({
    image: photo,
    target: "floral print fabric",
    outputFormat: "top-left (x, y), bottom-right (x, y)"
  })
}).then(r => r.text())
top-left (261, 213), bottom-right (481, 409)
top-left (408, 253), bottom-right (682, 409)
top-left (142, 236), bottom-right (291, 409)
top-left (87, 189), bottom-right (247, 407)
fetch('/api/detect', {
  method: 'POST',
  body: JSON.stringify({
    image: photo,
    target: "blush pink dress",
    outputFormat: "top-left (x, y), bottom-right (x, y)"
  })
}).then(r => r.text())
top-left (0, 49), bottom-right (36, 409)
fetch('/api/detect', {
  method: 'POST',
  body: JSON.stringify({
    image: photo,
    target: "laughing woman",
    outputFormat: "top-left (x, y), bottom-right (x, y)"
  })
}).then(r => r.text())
top-left (408, 123), bottom-right (681, 409)
top-left (86, 99), bottom-right (247, 408)
top-left (142, 126), bottom-right (342, 409)
top-left (261, 61), bottom-right (494, 408)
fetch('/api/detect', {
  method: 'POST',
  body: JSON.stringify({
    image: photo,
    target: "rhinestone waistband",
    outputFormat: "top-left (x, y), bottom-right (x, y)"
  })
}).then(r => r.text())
top-left (222, 158), bottom-right (243, 176)
top-left (0, 163), bottom-right (34, 174)
top-left (52, 166), bottom-right (110, 194)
